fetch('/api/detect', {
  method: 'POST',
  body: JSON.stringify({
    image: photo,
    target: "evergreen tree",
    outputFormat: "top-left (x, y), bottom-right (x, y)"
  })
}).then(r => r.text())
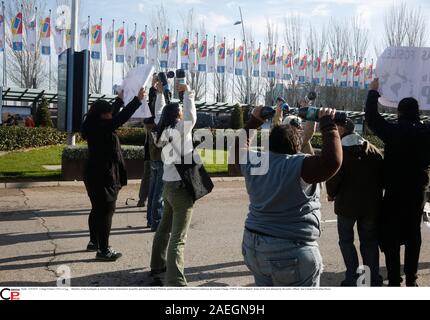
top-left (35, 98), bottom-right (53, 128)
top-left (230, 104), bottom-right (244, 129)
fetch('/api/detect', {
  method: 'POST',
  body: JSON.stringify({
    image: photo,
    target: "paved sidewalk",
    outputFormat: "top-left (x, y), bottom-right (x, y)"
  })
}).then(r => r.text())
top-left (0, 181), bottom-right (430, 287)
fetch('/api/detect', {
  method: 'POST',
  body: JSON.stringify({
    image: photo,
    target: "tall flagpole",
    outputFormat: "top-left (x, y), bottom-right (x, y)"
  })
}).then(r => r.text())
top-left (257, 42), bottom-right (261, 105)
top-left (21, 4), bottom-right (24, 87)
top-left (122, 21), bottom-right (125, 79)
top-left (204, 34), bottom-right (208, 102)
top-left (33, 6), bottom-right (38, 88)
top-left (144, 25), bottom-right (148, 65)
top-left (111, 19), bottom-right (115, 93)
top-left (213, 35), bottom-right (216, 102)
top-left (156, 27), bottom-right (159, 72)
top-left (48, 9), bottom-right (52, 90)
top-left (2, 1), bottom-right (6, 87)
top-left (100, 18), bottom-right (103, 92)
top-left (232, 38), bottom-right (236, 104)
top-left (222, 37), bottom-right (226, 102)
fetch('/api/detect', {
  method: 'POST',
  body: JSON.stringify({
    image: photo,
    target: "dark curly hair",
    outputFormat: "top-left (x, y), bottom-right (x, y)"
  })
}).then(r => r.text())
top-left (269, 125), bottom-right (302, 155)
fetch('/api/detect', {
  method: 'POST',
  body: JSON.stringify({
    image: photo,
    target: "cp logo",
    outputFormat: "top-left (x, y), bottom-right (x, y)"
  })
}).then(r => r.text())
top-left (0, 288), bottom-right (21, 301)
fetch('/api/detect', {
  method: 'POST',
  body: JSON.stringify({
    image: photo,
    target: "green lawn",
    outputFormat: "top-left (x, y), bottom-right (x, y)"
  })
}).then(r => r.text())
top-left (0, 145), bottom-right (64, 181)
top-left (0, 146), bottom-right (229, 182)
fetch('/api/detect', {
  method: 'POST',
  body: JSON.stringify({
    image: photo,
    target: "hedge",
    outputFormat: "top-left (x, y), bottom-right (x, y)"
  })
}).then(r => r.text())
top-left (0, 127), bottom-right (144, 151)
top-left (63, 145), bottom-right (145, 161)
top-left (0, 127), bottom-right (69, 151)
top-left (1, 126), bottom-right (385, 153)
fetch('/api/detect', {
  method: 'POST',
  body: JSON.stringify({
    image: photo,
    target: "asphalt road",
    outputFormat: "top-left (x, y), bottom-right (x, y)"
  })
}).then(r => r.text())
top-left (1, 181), bottom-right (429, 287)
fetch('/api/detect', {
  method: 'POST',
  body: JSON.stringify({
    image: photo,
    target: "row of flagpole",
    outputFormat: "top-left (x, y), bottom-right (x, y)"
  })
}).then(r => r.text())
top-left (0, 6), bottom-right (375, 102)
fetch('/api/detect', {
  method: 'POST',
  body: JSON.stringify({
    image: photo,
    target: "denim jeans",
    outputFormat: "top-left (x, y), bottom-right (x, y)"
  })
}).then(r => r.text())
top-left (147, 161), bottom-right (164, 229)
top-left (242, 229), bottom-right (322, 287)
top-left (151, 181), bottom-right (194, 287)
top-left (337, 215), bottom-right (381, 286)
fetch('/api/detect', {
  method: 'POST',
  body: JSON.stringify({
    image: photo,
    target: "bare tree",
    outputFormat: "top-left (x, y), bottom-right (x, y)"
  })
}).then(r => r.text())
top-left (306, 23), bottom-right (327, 57)
top-left (351, 17), bottom-right (369, 59)
top-left (4, 0), bottom-right (47, 88)
top-left (383, 2), bottom-right (408, 47)
top-left (328, 18), bottom-right (351, 60)
top-left (89, 59), bottom-right (104, 94)
top-left (283, 14), bottom-right (301, 55)
top-left (406, 6), bottom-right (427, 47)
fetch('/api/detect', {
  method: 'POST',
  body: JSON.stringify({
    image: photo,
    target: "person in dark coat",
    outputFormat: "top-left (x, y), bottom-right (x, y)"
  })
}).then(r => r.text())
top-left (365, 78), bottom-right (430, 286)
top-left (326, 119), bottom-right (384, 286)
top-left (81, 88), bottom-right (145, 261)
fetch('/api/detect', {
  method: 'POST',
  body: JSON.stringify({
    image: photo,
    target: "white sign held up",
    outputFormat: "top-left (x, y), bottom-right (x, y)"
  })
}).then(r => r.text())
top-left (376, 46), bottom-right (430, 110)
top-left (119, 64), bottom-right (155, 119)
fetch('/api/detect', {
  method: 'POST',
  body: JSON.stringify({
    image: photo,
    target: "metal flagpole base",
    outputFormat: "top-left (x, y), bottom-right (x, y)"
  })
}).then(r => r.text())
top-left (67, 133), bottom-right (76, 146)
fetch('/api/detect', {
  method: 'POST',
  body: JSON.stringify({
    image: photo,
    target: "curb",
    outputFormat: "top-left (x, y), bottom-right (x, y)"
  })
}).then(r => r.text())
top-left (1, 177), bottom-right (245, 189)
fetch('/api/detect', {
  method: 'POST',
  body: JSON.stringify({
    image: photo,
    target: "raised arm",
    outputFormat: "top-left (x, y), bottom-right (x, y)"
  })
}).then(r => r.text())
top-left (301, 109), bottom-right (342, 184)
top-left (176, 87), bottom-right (197, 137)
top-left (365, 78), bottom-right (394, 143)
top-left (301, 121), bottom-right (317, 155)
top-left (232, 108), bottom-right (264, 174)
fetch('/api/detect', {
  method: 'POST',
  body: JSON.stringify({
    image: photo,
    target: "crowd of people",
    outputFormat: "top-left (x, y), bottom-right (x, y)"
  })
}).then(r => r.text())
top-left (80, 75), bottom-right (430, 287)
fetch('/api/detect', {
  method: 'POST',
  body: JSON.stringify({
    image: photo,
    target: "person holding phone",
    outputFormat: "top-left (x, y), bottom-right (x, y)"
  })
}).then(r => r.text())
top-left (81, 88), bottom-right (146, 262)
top-left (149, 81), bottom-right (197, 287)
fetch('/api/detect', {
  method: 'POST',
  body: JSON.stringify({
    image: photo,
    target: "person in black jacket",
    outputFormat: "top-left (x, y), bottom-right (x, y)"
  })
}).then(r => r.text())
top-left (365, 78), bottom-right (430, 286)
top-left (81, 88), bottom-right (145, 261)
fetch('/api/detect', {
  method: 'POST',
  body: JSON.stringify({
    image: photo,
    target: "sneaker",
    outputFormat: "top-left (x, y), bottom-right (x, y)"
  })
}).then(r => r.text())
top-left (96, 248), bottom-right (123, 262)
top-left (149, 278), bottom-right (164, 287)
top-left (137, 201), bottom-right (146, 208)
top-left (86, 242), bottom-right (98, 252)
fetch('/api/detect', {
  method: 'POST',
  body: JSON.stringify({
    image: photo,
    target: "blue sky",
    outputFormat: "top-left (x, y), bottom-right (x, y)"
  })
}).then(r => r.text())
top-left (42, 0), bottom-right (430, 92)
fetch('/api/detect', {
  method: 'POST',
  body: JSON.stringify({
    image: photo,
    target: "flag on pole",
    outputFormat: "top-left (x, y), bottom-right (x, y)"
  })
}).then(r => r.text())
top-left (26, 16), bottom-right (37, 52)
top-left (160, 35), bottom-right (169, 68)
top-left (168, 40), bottom-right (179, 69)
top-left (148, 38), bottom-right (158, 67)
top-left (252, 47), bottom-right (261, 77)
top-left (66, 29), bottom-right (72, 49)
top-left (340, 60), bottom-right (349, 87)
top-left (79, 21), bottom-right (89, 51)
top-left (198, 39), bottom-right (207, 72)
top-left (326, 57), bottom-right (335, 85)
top-left (268, 48), bottom-right (276, 79)
top-left (180, 38), bottom-right (189, 70)
top-left (40, 17), bottom-right (51, 55)
top-left (275, 55), bottom-right (283, 80)
top-left (353, 60), bottom-right (361, 88)
top-left (91, 24), bottom-right (102, 59)
top-left (283, 52), bottom-right (292, 80)
top-left (0, 15), bottom-right (5, 52)
top-left (11, 12), bottom-right (23, 51)
top-left (105, 27), bottom-right (114, 61)
top-left (260, 52), bottom-right (268, 78)
top-left (207, 46), bottom-right (216, 73)
top-left (189, 42), bottom-right (197, 73)
top-left (217, 41), bottom-right (225, 74)
top-left (226, 47), bottom-right (235, 74)
top-left (235, 45), bottom-right (244, 76)
top-left (115, 27), bottom-right (125, 63)
top-left (53, 27), bottom-right (66, 55)
top-left (136, 32), bottom-right (146, 64)
top-left (312, 56), bottom-right (321, 85)
top-left (126, 34), bottom-right (136, 65)
top-left (299, 54), bottom-right (308, 83)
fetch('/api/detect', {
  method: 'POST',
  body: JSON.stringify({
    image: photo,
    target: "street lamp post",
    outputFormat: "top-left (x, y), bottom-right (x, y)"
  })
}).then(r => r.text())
top-left (235, 7), bottom-right (251, 105)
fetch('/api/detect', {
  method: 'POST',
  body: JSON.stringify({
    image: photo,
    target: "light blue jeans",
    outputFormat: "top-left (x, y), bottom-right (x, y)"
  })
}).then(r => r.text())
top-left (242, 229), bottom-right (323, 287)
